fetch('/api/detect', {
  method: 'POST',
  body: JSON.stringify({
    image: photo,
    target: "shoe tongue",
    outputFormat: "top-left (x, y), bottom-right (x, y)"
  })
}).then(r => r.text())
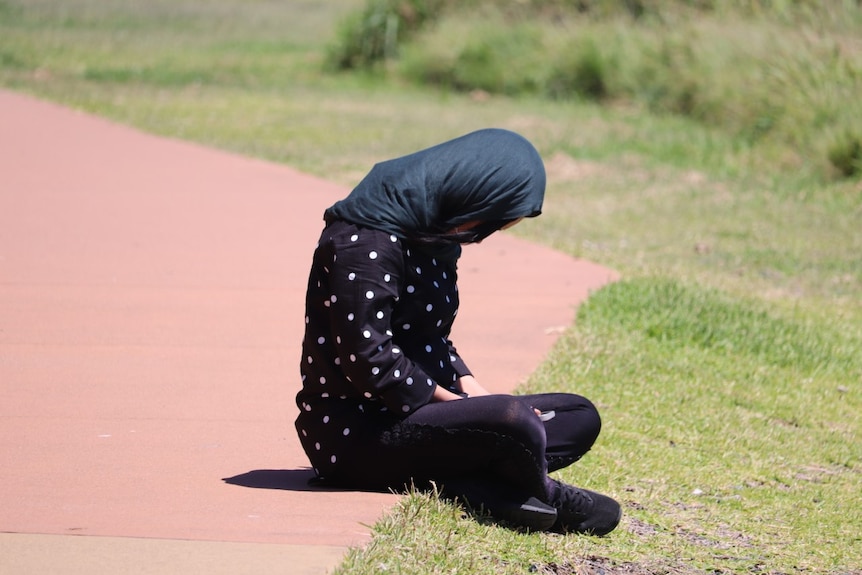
top-left (545, 478), bottom-right (562, 502)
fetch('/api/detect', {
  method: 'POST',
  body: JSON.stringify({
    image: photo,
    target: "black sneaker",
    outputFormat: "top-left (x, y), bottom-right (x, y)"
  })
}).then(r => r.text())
top-left (503, 496), bottom-right (559, 531)
top-left (441, 481), bottom-right (558, 531)
top-left (548, 479), bottom-right (622, 536)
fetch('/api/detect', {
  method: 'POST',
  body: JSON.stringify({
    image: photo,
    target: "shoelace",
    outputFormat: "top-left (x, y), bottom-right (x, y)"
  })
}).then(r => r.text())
top-left (551, 480), bottom-right (593, 514)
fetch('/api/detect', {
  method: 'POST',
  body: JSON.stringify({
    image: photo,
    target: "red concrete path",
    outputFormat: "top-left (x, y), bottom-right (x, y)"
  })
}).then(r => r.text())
top-left (0, 89), bottom-right (617, 572)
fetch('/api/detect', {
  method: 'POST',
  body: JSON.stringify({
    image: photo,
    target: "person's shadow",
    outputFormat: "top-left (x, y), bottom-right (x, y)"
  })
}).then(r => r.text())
top-left (222, 468), bottom-right (386, 493)
top-left (222, 469), bottom-right (503, 528)
top-left (223, 468), bottom-right (330, 491)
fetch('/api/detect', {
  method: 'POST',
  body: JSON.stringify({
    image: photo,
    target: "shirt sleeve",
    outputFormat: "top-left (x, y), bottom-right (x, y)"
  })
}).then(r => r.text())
top-left (446, 339), bottom-right (472, 378)
top-left (325, 229), bottom-right (438, 416)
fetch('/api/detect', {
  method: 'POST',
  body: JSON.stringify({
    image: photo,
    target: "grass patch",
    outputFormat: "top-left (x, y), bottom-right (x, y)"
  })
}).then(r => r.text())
top-left (336, 0), bottom-right (862, 181)
top-left (2, 0), bottom-right (861, 573)
top-left (519, 278), bottom-right (861, 573)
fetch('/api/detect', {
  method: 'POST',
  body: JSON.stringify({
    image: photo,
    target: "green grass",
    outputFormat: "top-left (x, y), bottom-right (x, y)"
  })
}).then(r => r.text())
top-left (337, 1), bottom-right (862, 181)
top-left (2, 1), bottom-right (860, 573)
top-left (519, 279), bottom-right (862, 573)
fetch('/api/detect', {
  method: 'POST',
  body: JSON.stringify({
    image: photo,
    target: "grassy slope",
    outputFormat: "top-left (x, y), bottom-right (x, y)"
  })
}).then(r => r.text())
top-left (1, 1), bottom-right (860, 573)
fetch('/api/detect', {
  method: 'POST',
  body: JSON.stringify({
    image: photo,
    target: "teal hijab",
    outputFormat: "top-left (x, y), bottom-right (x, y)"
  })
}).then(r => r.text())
top-left (324, 128), bottom-right (546, 260)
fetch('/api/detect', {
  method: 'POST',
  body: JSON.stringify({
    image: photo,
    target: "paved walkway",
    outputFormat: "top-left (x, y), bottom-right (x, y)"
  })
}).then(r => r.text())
top-left (0, 89), bottom-right (617, 573)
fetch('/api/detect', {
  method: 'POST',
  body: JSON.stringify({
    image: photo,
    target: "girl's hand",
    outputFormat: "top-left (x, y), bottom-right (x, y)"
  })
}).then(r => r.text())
top-left (457, 375), bottom-right (491, 397)
top-left (431, 385), bottom-right (464, 403)
top-left (456, 375), bottom-right (543, 418)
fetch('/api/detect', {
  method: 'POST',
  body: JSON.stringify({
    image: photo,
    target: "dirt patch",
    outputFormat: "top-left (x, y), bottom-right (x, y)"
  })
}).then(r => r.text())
top-left (543, 152), bottom-right (609, 182)
top-left (531, 553), bottom-right (862, 575)
top-left (530, 555), bottom-right (708, 575)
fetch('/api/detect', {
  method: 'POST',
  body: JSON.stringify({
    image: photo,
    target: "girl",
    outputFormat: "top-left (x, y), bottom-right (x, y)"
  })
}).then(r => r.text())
top-left (295, 129), bottom-right (620, 534)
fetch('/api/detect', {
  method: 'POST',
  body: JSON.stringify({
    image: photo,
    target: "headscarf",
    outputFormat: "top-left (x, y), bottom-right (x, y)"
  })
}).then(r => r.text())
top-left (324, 128), bottom-right (546, 260)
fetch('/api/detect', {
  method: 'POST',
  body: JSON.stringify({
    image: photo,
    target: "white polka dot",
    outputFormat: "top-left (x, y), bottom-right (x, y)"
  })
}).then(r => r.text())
top-left (317, 336), bottom-right (326, 344)
top-left (347, 313), bottom-right (355, 321)
top-left (427, 379), bottom-right (433, 386)
top-left (371, 367), bottom-right (380, 375)
top-left (376, 311), bottom-right (384, 319)
top-left (350, 354), bottom-right (357, 362)
top-left (301, 428), bottom-right (307, 436)
top-left (406, 377), bottom-right (414, 385)
top-left (323, 300), bottom-right (330, 307)
top-left (403, 323), bottom-right (411, 330)
top-left (362, 330), bottom-right (372, 339)
top-left (384, 274), bottom-right (391, 282)
top-left (425, 345), bottom-right (432, 353)
top-left (351, 234), bottom-right (359, 242)
top-left (330, 295), bottom-right (337, 303)
top-left (336, 336), bottom-right (342, 344)
top-left (320, 376), bottom-right (326, 384)
top-left (415, 267), bottom-right (422, 274)
top-left (334, 357), bottom-right (341, 365)
top-left (302, 402), bottom-right (311, 411)
top-left (402, 405), bottom-right (410, 413)
top-left (369, 251), bottom-right (378, 260)
top-left (365, 290), bottom-right (375, 299)
top-left (321, 392), bottom-right (330, 398)
top-left (331, 455), bottom-right (337, 463)
top-left (348, 272), bottom-right (356, 281)
top-left (433, 281), bottom-right (440, 288)
top-left (443, 272), bottom-right (448, 279)
top-left (306, 356), bottom-right (313, 364)
top-left (315, 442), bottom-right (321, 450)
top-left (432, 258), bottom-right (438, 266)
top-left (407, 285), bottom-right (415, 293)
top-left (343, 428), bottom-right (350, 436)
top-left (436, 320), bottom-right (443, 327)
top-left (390, 235), bottom-right (398, 242)
top-left (426, 304), bottom-right (433, 312)
top-left (323, 415), bottom-right (330, 423)
top-left (392, 347), bottom-right (401, 355)
top-left (364, 392), bottom-right (372, 398)
top-left (394, 369), bottom-right (401, 377)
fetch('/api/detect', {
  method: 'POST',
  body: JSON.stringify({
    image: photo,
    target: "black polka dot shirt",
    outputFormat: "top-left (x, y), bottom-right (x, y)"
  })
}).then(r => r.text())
top-left (295, 219), bottom-right (471, 479)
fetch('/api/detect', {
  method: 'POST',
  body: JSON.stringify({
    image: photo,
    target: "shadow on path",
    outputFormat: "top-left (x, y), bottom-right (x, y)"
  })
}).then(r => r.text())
top-left (223, 469), bottom-right (320, 491)
top-left (223, 469), bottom-right (388, 494)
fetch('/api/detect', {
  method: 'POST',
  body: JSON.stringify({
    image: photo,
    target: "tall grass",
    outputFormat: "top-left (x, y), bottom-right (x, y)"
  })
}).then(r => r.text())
top-left (332, 0), bottom-right (862, 180)
top-left (325, 0), bottom-right (446, 70)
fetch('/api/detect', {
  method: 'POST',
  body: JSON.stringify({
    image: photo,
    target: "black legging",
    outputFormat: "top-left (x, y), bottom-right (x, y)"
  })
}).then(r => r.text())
top-left (332, 393), bottom-right (601, 503)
